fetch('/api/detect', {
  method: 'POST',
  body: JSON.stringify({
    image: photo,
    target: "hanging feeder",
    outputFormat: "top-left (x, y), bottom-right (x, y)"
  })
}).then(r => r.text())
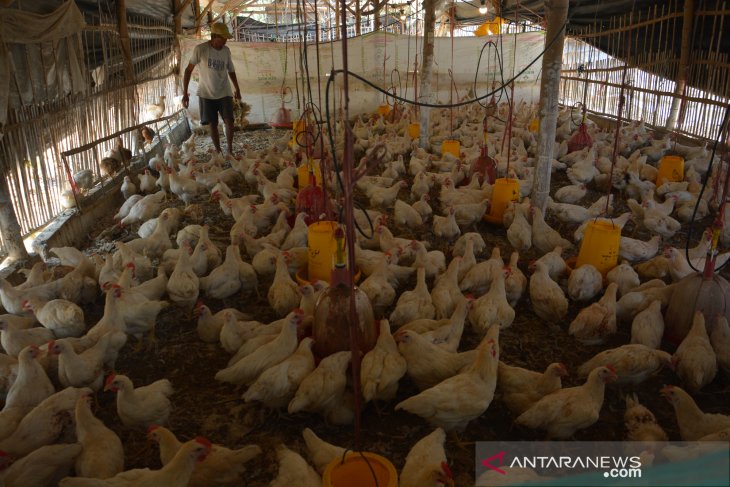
top-left (484, 178), bottom-right (519, 224)
top-left (575, 220), bottom-right (621, 276)
top-left (323, 452), bottom-right (398, 487)
top-left (408, 122), bottom-right (420, 139)
top-left (567, 121), bottom-right (593, 153)
top-left (297, 156), bottom-right (322, 188)
top-left (312, 227), bottom-right (376, 359)
top-left (469, 117), bottom-right (496, 185)
top-left (441, 139), bottom-right (461, 157)
top-left (296, 163), bottom-right (327, 226)
top-left (377, 103), bottom-right (392, 116)
top-left (269, 87), bottom-right (293, 129)
top-left (657, 155), bottom-right (685, 186)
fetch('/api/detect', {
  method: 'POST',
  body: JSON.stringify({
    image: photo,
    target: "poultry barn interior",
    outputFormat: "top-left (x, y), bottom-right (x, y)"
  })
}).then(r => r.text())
top-left (1, 0), bottom-right (730, 485)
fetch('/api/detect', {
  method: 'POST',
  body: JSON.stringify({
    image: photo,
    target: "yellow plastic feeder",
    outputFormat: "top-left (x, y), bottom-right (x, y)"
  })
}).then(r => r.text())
top-left (657, 155), bottom-right (684, 186)
top-left (408, 122), bottom-right (420, 139)
top-left (323, 452), bottom-right (398, 487)
top-left (576, 220), bottom-right (621, 276)
top-left (484, 178), bottom-right (520, 225)
top-left (308, 221), bottom-right (340, 283)
top-left (377, 104), bottom-right (391, 116)
top-left (290, 119), bottom-right (307, 147)
top-left (297, 159), bottom-right (322, 187)
top-left (441, 139), bottom-right (461, 158)
top-left (529, 118), bottom-right (540, 132)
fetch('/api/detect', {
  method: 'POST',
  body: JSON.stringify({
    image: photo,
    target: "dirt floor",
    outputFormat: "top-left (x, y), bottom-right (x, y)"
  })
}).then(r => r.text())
top-left (10, 126), bottom-right (730, 486)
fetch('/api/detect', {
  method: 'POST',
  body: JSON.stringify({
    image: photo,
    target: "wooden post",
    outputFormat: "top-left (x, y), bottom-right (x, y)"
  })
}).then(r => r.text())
top-left (194, 0), bottom-right (202, 36)
top-left (533, 0), bottom-right (568, 212)
top-left (117, 0), bottom-right (135, 83)
top-left (665, 0), bottom-right (694, 130)
top-left (172, 0), bottom-right (184, 75)
top-left (418, 0), bottom-right (436, 149)
top-left (0, 175), bottom-right (29, 262)
top-left (355, 0), bottom-right (361, 35)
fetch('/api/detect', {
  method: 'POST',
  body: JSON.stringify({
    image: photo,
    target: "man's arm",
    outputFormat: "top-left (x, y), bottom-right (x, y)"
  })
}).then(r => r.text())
top-left (229, 71), bottom-right (241, 100)
top-left (182, 63), bottom-right (195, 108)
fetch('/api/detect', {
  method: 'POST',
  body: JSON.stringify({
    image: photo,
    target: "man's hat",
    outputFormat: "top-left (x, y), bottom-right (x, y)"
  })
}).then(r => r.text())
top-left (211, 23), bottom-right (232, 39)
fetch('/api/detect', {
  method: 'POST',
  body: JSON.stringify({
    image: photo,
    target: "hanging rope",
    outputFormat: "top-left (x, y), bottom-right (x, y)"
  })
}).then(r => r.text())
top-left (449, 3), bottom-right (455, 137)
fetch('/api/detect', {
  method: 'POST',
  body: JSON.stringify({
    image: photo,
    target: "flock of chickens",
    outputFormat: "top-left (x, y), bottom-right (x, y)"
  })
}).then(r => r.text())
top-left (0, 95), bottom-right (729, 486)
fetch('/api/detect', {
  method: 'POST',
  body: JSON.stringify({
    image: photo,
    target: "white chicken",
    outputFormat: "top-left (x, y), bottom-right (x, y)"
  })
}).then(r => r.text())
top-left (268, 253), bottom-right (300, 317)
top-left (390, 267), bottom-right (435, 327)
top-left (673, 310), bottom-right (717, 391)
top-left (360, 320), bottom-right (407, 402)
top-left (498, 360), bottom-right (569, 417)
top-left (515, 366), bottom-right (617, 439)
top-left (395, 329), bottom-right (499, 432)
top-left (529, 261), bottom-right (568, 323)
top-left (166, 242), bottom-right (199, 309)
top-left (301, 428), bottom-right (346, 474)
top-left (242, 336), bottom-right (315, 409)
top-left (215, 309), bottom-right (302, 385)
top-left (567, 264), bottom-right (603, 302)
top-left (59, 437), bottom-right (211, 487)
top-left (22, 297), bottom-right (85, 338)
top-left (568, 282), bottom-right (619, 345)
top-left (530, 206), bottom-right (573, 254)
top-left (400, 428), bottom-right (454, 487)
top-left (104, 374), bottom-right (174, 428)
top-left (288, 350), bottom-right (352, 422)
top-left (74, 393), bottom-right (125, 479)
top-left (660, 385), bottom-right (730, 440)
top-left (147, 425), bottom-right (261, 487)
top-left (432, 207), bottom-right (461, 241)
top-left (577, 344), bottom-right (672, 385)
top-left (269, 445), bottom-right (321, 487)
top-left (630, 300), bottom-right (664, 349)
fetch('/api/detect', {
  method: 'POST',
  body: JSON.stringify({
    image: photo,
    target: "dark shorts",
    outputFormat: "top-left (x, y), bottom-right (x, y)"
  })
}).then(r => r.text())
top-left (199, 96), bottom-right (234, 125)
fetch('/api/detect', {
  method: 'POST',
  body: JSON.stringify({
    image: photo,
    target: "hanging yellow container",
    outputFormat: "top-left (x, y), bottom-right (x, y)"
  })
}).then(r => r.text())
top-left (474, 16), bottom-right (504, 36)
top-left (576, 220), bottom-right (621, 276)
top-left (657, 155), bottom-right (684, 186)
top-left (323, 452), bottom-right (398, 487)
top-left (290, 119), bottom-right (307, 147)
top-left (408, 122), bottom-right (420, 139)
top-left (441, 139), bottom-right (461, 158)
top-left (297, 159), bottom-right (322, 188)
top-left (529, 118), bottom-right (540, 132)
top-left (484, 178), bottom-right (520, 225)
top-left (377, 104), bottom-right (391, 116)
top-left (308, 221), bottom-right (339, 283)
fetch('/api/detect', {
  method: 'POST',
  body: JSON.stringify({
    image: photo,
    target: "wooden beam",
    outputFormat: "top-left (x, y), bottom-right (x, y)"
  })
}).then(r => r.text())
top-left (196, 0), bottom-right (216, 23)
top-left (172, 0), bottom-right (183, 75)
top-left (116, 0), bottom-right (135, 83)
top-left (177, 0), bottom-right (193, 14)
top-left (665, 0), bottom-right (694, 130)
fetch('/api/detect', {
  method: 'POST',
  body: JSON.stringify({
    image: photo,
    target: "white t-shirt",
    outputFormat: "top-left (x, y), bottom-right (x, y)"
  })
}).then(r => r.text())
top-left (189, 42), bottom-right (234, 99)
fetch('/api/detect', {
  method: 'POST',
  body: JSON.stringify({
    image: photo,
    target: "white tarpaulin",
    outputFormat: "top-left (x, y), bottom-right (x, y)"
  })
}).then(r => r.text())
top-left (0, 1), bottom-right (87, 137)
top-left (181, 31), bottom-right (545, 124)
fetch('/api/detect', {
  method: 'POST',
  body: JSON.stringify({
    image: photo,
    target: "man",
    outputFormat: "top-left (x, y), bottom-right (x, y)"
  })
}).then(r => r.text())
top-left (182, 23), bottom-right (241, 155)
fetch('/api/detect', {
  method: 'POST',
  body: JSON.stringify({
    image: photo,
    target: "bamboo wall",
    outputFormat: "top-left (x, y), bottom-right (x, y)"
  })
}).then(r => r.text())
top-left (560, 0), bottom-right (730, 141)
top-left (0, 7), bottom-right (177, 258)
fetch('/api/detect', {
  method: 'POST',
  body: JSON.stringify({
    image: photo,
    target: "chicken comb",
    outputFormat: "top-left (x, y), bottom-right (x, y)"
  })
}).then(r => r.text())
top-left (0, 450), bottom-right (8, 457)
top-left (605, 365), bottom-right (617, 373)
top-left (194, 300), bottom-right (204, 309)
top-left (147, 424), bottom-right (161, 433)
top-left (105, 374), bottom-right (117, 387)
top-left (293, 308), bottom-right (304, 316)
top-left (195, 436), bottom-right (212, 449)
top-left (47, 340), bottom-right (56, 350)
top-left (441, 461), bottom-right (453, 478)
top-left (126, 262), bottom-right (136, 268)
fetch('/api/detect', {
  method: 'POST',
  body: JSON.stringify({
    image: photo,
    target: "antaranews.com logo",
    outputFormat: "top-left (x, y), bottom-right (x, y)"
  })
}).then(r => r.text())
top-left (475, 441), bottom-right (729, 486)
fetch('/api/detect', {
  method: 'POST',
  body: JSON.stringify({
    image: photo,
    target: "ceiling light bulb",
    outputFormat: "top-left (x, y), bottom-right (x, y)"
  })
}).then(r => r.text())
top-left (479, 0), bottom-right (488, 14)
